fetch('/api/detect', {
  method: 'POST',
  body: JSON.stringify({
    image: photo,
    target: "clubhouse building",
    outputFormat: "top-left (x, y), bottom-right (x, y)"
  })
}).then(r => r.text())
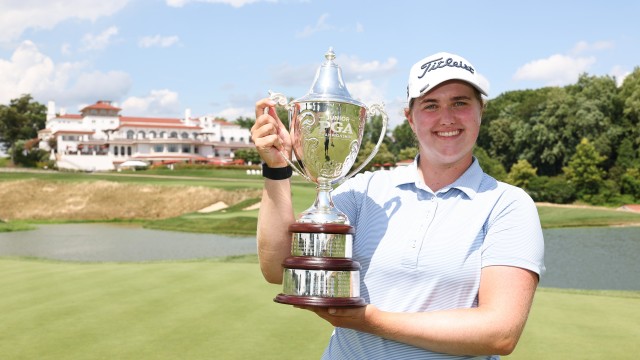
top-left (38, 100), bottom-right (253, 171)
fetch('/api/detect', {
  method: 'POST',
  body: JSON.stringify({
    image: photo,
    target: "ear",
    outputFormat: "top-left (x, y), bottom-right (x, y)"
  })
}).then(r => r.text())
top-left (404, 107), bottom-right (416, 131)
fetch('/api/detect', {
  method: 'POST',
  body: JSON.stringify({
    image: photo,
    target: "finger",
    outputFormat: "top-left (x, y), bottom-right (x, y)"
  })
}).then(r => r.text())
top-left (255, 98), bottom-right (276, 119)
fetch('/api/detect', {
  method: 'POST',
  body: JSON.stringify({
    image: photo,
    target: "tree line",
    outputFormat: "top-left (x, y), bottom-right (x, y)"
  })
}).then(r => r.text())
top-left (2, 66), bottom-right (640, 205)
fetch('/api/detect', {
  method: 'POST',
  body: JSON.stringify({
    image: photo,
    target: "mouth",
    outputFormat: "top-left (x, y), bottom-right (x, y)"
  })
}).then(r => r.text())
top-left (435, 130), bottom-right (461, 137)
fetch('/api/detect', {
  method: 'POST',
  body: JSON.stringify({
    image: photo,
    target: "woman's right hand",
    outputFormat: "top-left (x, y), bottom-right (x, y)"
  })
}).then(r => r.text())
top-left (251, 98), bottom-right (292, 168)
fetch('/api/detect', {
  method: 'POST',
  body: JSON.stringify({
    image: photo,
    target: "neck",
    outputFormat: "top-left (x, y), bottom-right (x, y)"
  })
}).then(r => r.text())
top-left (417, 155), bottom-right (473, 192)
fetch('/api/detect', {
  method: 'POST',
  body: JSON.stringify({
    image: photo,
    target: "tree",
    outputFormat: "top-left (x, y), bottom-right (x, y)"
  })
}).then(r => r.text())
top-left (234, 148), bottom-right (261, 164)
top-left (10, 139), bottom-right (51, 168)
top-left (398, 147), bottom-right (418, 161)
top-left (0, 94), bottom-right (47, 158)
top-left (620, 168), bottom-right (640, 200)
top-left (473, 146), bottom-right (507, 181)
top-left (363, 114), bottom-right (391, 146)
top-left (563, 138), bottom-right (607, 202)
top-left (354, 142), bottom-right (394, 172)
top-left (234, 116), bottom-right (255, 130)
top-left (506, 159), bottom-right (537, 189)
top-left (389, 120), bottom-right (416, 155)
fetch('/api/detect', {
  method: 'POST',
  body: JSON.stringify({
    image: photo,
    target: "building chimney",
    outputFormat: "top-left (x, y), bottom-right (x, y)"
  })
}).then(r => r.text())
top-left (47, 101), bottom-right (56, 121)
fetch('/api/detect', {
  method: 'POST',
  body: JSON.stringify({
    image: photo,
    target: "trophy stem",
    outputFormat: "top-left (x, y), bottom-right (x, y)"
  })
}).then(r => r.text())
top-left (297, 180), bottom-right (349, 224)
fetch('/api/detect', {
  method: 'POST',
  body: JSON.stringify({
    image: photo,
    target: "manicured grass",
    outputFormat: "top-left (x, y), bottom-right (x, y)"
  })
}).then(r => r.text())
top-left (143, 182), bottom-right (317, 234)
top-left (0, 220), bottom-right (35, 232)
top-left (506, 288), bottom-right (640, 359)
top-left (1, 257), bottom-right (638, 359)
top-left (537, 205), bottom-right (640, 228)
top-left (0, 257), bottom-right (333, 360)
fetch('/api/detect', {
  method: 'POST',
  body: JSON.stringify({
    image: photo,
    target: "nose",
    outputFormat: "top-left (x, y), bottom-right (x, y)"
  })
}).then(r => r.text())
top-left (440, 106), bottom-right (456, 125)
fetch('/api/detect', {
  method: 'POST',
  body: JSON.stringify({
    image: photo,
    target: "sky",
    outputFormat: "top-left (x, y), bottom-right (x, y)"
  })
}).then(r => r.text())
top-left (0, 0), bottom-right (638, 129)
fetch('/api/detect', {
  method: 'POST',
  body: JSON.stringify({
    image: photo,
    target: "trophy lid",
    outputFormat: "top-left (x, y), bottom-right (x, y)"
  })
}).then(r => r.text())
top-left (296, 48), bottom-right (365, 107)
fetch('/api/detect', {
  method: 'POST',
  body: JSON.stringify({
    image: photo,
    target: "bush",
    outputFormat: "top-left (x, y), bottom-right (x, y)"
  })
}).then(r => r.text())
top-left (527, 175), bottom-right (576, 204)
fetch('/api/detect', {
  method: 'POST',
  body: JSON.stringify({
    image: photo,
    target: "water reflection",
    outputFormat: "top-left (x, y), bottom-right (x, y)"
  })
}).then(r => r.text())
top-left (540, 227), bottom-right (640, 291)
top-left (0, 223), bottom-right (256, 262)
top-left (0, 224), bottom-right (639, 291)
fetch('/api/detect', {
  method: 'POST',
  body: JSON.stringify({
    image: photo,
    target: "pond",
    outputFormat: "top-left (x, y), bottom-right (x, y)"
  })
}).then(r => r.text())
top-left (0, 224), bottom-right (638, 291)
top-left (0, 224), bottom-right (256, 262)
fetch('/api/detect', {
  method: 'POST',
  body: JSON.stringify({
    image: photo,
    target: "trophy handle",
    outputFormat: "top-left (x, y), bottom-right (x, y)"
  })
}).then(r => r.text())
top-left (266, 91), bottom-right (313, 182)
top-left (337, 103), bottom-right (388, 184)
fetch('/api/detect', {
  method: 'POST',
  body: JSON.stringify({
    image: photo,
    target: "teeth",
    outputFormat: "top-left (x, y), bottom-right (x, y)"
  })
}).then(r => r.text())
top-left (438, 130), bottom-right (460, 137)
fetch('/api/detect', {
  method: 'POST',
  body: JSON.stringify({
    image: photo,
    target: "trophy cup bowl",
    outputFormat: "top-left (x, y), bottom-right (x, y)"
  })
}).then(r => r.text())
top-left (269, 48), bottom-right (388, 307)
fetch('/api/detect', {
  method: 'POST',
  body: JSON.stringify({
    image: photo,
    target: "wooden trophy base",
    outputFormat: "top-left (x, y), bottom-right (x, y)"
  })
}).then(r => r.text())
top-left (275, 223), bottom-right (365, 307)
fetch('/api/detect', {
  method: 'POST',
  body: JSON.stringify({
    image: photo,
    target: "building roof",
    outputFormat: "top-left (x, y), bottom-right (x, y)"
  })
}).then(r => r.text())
top-left (57, 114), bottom-right (83, 120)
top-left (118, 116), bottom-right (202, 130)
top-left (81, 100), bottom-right (121, 112)
top-left (53, 130), bottom-right (95, 135)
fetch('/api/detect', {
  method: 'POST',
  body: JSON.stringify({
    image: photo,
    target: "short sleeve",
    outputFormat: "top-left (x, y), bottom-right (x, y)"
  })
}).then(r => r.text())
top-left (481, 187), bottom-right (546, 277)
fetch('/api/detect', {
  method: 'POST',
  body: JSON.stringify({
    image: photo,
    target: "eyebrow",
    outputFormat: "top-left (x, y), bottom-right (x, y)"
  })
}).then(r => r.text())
top-left (419, 95), bottom-right (472, 104)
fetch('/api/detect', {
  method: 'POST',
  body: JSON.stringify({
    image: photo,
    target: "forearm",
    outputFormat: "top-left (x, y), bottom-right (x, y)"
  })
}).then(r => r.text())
top-left (365, 305), bottom-right (526, 356)
top-left (317, 266), bottom-right (538, 356)
top-left (257, 178), bottom-right (296, 284)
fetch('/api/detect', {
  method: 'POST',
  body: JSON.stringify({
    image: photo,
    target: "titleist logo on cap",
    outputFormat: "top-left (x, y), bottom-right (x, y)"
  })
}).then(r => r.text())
top-left (417, 56), bottom-right (475, 79)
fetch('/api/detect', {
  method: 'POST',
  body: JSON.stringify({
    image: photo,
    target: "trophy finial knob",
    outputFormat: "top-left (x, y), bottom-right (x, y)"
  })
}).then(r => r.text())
top-left (325, 47), bottom-right (336, 61)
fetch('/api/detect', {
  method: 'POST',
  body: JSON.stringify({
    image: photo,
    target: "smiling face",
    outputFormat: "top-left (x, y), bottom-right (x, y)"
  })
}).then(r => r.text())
top-left (406, 80), bottom-right (483, 170)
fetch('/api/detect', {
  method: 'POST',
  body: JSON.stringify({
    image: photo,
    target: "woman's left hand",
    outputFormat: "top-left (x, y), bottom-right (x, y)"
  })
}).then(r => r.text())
top-left (295, 304), bottom-right (380, 333)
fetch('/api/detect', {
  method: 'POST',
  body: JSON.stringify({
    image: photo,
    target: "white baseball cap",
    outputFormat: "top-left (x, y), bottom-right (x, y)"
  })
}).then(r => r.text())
top-left (407, 52), bottom-right (488, 102)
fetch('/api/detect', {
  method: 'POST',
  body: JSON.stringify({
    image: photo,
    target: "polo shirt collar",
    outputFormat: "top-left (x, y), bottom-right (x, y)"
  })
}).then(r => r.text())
top-left (392, 156), bottom-right (484, 199)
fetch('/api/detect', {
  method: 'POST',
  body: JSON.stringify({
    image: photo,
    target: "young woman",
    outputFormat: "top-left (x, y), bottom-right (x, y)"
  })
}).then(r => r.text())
top-left (251, 52), bottom-right (545, 359)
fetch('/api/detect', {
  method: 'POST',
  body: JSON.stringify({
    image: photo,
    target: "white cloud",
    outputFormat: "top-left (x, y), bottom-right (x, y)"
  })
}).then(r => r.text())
top-left (570, 40), bottom-right (614, 55)
top-left (139, 35), bottom-right (180, 48)
top-left (610, 65), bottom-right (631, 87)
top-left (80, 26), bottom-right (119, 51)
top-left (0, 40), bottom-right (131, 109)
top-left (346, 79), bottom-right (385, 105)
top-left (61, 43), bottom-right (72, 56)
top-left (0, 0), bottom-right (130, 43)
top-left (338, 55), bottom-right (398, 78)
top-left (513, 41), bottom-right (618, 88)
top-left (166, 0), bottom-right (270, 8)
top-left (356, 22), bottom-right (364, 33)
top-left (513, 54), bottom-right (596, 86)
top-left (296, 13), bottom-right (333, 38)
top-left (121, 89), bottom-right (181, 116)
top-left (217, 107), bottom-right (254, 121)
top-left (270, 53), bottom-right (398, 89)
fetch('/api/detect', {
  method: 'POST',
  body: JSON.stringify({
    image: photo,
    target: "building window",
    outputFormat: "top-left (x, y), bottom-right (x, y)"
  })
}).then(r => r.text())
top-left (138, 131), bottom-right (146, 139)
top-left (114, 147), bottom-right (119, 156)
top-left (120, 146), bottom-right (125, 156)
top-left (126, 130), bottom-right (134, 139)
top-left (169, 131), bottom-right (178, 138)
top-left (168, 145), bottom-right (178, 153)
top-left (154, 144), bottom-right (163, 153)
top-left (159, 131), bottom-right (166, 138)
top-left (127, 147), bottom-right (132, 156)
top-left (182, 145), bottom-right (191, 153)
top-left (181, 132), bottom-right (189, 139)
top-left (149, 131), bottom-right (156, 139)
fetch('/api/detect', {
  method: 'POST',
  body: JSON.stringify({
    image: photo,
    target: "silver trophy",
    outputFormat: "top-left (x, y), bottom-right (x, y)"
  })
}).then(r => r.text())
top-left (269, 48), bottom-right (388, 307)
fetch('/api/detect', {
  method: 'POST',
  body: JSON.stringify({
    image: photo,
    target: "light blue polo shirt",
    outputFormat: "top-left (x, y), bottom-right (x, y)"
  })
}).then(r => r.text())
top-left (323, 157), bottom-right (545, 360)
